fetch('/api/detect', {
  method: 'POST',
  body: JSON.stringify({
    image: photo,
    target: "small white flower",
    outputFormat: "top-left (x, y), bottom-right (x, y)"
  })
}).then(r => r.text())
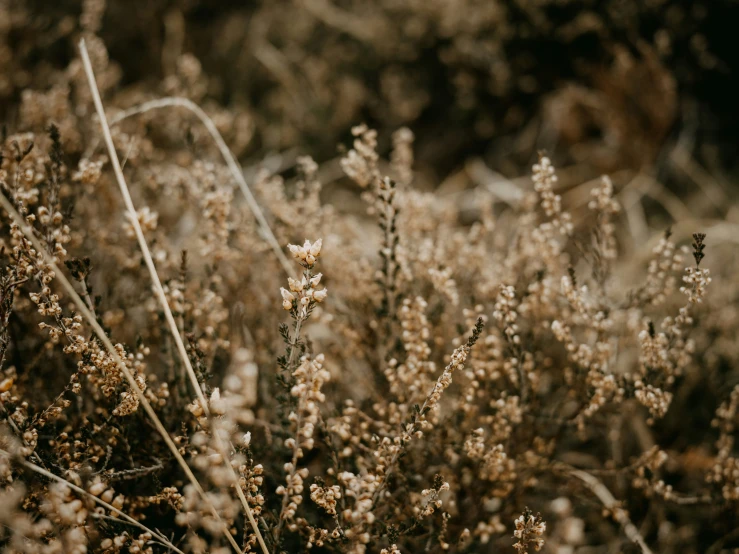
top-left (288, 277), bottom-right (304, 292)
top-left (287, 239), bottom-right (323, 266)
top-left (209, 388), bottom-right (226, 416)
top-left (309, 238), bottom-right (322, 257)
top-left (280, 288), bottom-right (295, 310)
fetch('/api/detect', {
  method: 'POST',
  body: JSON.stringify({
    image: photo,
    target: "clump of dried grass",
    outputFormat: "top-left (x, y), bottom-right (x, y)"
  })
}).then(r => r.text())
top-left (0, 14), bottom-right (737, 554)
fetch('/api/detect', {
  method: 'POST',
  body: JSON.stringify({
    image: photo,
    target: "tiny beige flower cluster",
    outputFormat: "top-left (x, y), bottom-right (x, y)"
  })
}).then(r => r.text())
top-left (634, 381), bottom-right (674, 422)
top-left (287, 238), bottom-right (323, 268)
top-left (550, 272), bottom-right (614, 379)
top-left (71, 158), bottom-right (104, 186)
top-left (35, 205), bottom-right (72, 259)
top-left (642, 231), bottom-right (686, 305)
top-left (198, 161), bottom-right (235, 260)
top-left (281, 272), bottom-right (327, 313)
top-left (419, 480), bottom-right (450, 517)
top-left (78, 341), bottom-right (148, 417)
top-left (532, 155), bottom-right (573, 235)
top-left (309, 482), bottom-right (342, 515)
top-left (708, 384), bottom-right (739, 501)
top-left (176, 482), bottom-right (240, 541)
top-left (280, 239), bottom-right (328, 324)
top-left (384, 296), bottom-right (435, 403)
top-left (341, 124), bottom-right (380, 189)
top-left (278, 354), bottom-right (331, 527)
top-left (428, 266), bottom-right (459, 306)
top-left (237, 462), bottom-right (266, 517)
top-left (123, 206), bottom-right (158, 239)
top-left (39, 483), bottom-right (93, 554)
top-left (474, 516), bottom-right (506, 544)
top-left (493, 284), bottom-right (520, 345)
top-left (10, 218), bottom-right (57, 286)
top-left (632, 446), bottom-right (670, 495)
top-left (391, 127), bottom-right (414, 186)
top-left (425, 343), bottom-right (472, 416)
top-left (276, 464), bottom-right (310, 524)
top-left (588, 175), bottom-right (620, 261)
top-left (561, 273), bottom-right (610, 333)
top-left (464, 429), bottom-right (517, 495)
top-left (305, 525), bottom-right (336, 549)
top-left (289, 353), bottom-right (330, 454)
top-left (254, 156), bottom-right (326, 238)
top-left (681, 266), bottom-right (711, 304)
top-left (460, 308), bottom-right (505, 406)
top-left (513, 509), bottom-right (546, 553)
top-left (327, 469), bottom-right (379, 551)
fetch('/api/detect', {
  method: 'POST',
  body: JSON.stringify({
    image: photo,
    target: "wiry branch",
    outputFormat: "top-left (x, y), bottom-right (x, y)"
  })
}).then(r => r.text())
top-left (570, 469), bottom-right (654, 554)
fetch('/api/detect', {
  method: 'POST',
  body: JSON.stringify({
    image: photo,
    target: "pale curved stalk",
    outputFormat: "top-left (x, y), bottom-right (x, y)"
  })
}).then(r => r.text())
top-left (0, 449), bottom-right (185, 554)
top-left (108, 97), bottom-right (293, 278)
top-left (79, 39), bottom-right (271, 554)
top-left (571, 469), bottom-right (654, 554)
top-left (80, 41), bottom-right (213, 418)
top-left (0, 193), bottom-right (241, 553)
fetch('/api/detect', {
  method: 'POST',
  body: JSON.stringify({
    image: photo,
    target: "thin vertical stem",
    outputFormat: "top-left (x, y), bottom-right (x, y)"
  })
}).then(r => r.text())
top-left (79, 38), bottom-right (271, 554)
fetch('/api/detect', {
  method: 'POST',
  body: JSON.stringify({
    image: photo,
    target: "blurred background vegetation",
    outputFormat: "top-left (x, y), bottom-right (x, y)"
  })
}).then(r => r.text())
top-left (2, 0), bottom-right (738, 202)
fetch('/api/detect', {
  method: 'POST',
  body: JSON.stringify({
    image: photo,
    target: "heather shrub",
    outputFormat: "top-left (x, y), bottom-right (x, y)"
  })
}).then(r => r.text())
top-left (0, 2), bottom-right (738, 554)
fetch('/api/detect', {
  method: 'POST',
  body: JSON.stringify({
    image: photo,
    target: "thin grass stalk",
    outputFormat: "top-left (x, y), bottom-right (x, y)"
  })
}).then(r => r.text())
top-left (108, 97), bottom-right (293, 277)
top-left (79, 39), bottom-right (271, 554)
top-left (79, 40), bottom-right (210, 421)
top-left (0, 449), bottom-right (185, 554)
top-left (570, 469), bottom-right (654, 554)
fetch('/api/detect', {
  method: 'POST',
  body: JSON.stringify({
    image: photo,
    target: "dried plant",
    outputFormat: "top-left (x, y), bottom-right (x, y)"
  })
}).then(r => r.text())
top-left (0, 6), bottom-right (737, 554)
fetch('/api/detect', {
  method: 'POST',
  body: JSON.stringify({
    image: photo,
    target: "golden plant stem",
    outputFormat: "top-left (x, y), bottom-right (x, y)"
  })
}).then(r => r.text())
top-left (79, 40), bottom-right (209, 424)
top-left (0, 449), bottom-right (185, 554)
top-left (0, 193), bottom-right (241, 553)
top-left (570, 469), bottom-right (654, 554)
top-left (108, 96), bottom-right (294, 277)
top-left (79, 39), bottom-right (271, 554)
